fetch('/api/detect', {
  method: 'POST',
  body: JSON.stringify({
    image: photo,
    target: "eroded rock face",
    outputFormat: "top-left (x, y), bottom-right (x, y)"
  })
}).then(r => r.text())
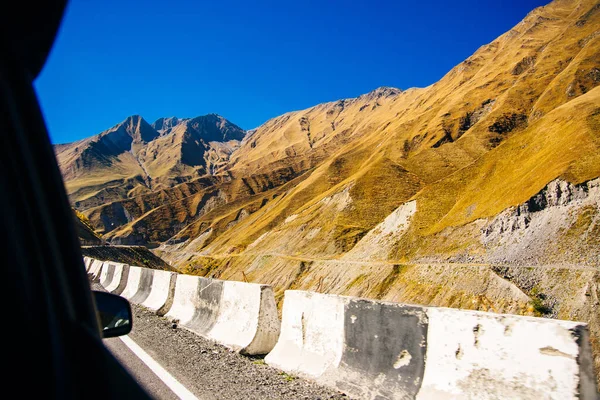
top-left (529, 179), bottom-right (592, 209)
top-left (481, 178), bottom-right (600, 265)
top-left (511, 55), bottom-right (536, 75)
top-left (343, 200), bottom-right (417, 261)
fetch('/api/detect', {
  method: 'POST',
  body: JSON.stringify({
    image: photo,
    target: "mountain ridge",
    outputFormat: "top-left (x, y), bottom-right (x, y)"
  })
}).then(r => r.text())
top-left (55, 0), bottom-right (600, 381)
top-left (58, 0), bottom-right (600, 252)
top-left (56, 113), bottom-right (246, 208)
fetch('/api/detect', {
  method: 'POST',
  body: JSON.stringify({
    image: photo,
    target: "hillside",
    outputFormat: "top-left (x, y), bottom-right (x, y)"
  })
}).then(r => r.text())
top-left (158, 0), bottom-right (600, 266)
top-left (73, 209), bottom-right (104, 245)
top-left (73, 210), bottom-right (173, 270)
top-left (80, 245), bottom-right (173, 271)
top-left (57, 0), bottom-right (600, 381)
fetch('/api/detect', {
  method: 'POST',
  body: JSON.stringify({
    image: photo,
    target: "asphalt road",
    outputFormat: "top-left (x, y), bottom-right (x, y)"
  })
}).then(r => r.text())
top-left (101, 301), bottom-right (348, 400)
top-left (104, 337), bottom-right (182, 400)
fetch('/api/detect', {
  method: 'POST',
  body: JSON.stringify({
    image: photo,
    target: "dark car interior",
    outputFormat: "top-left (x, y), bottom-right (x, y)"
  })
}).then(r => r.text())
top-left (1, 1), bottom-right (150, 397)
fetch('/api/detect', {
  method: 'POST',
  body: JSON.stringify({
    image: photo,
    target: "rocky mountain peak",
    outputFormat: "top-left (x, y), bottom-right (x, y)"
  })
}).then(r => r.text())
top-left (152, 116), bottom-right (186, 136)
top-left (186, 114), bottom-right (246, 142)
top-left (111, 115), bottom-right (159, 144)
top-left (360, 86), bottom-right (402, 100)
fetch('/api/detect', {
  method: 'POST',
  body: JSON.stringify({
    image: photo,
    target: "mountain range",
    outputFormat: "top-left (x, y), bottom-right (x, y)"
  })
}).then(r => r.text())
top-left (56, 113), bottom-right (245, 209)
top-left (56, 0), bottom-right (600, 380)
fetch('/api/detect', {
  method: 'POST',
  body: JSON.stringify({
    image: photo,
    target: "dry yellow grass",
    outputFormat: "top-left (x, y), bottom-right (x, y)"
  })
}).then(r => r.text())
top-left (155, 0), bottom-right (595, 261)
top-left (57, 1), bottom-right (600, 382)
top-left (58, 0), bottom-right (599, 276)
top-left (76, 0), bottom-right (600, 263)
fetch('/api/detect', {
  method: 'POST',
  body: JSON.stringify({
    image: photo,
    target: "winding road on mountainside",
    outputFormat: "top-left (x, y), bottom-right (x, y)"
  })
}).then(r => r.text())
top-left (192, 252), bottom-right (600, 271)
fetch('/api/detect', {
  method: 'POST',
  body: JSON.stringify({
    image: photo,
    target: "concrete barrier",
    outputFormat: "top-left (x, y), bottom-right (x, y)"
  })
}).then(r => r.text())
top-left (130, 267), bottom-right (154, 304)
top-left (101, 262), bottom-right (126, 292)
top-left (120, 266), bottom-right (143, 300)
top-left (108, 264), bottom-right (129, 295)
top-left (99, 262), bottom-right (116, 288)
top-left (417, 307), bottom-right (598, 400)
top-left (83, 257), bottom-right (93, 271)
top-left (265, 291), bottom-right (346, 378)
top-left (165, 274), bottom-right (205, 326)
top-left (140, 269), bottom-right (177, 315)
top-left (208, 280), bottom-right (280, 355)
top-left (338, 299), bottom-right (428, 399)
top-left (87, 258), bottom-right (99, 276)
top-left (266, 290), bottom-right (598, 400)
top-left (88, 259), bottom-right (104, 280)
top-left (182, 276), bottom-right (224, 336)
top-left (165, 274), bottom-right (280, 355)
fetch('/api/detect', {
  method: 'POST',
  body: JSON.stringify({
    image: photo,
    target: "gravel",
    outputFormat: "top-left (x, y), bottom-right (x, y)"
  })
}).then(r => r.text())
top-left (128, 304), bottom-right (348, 400)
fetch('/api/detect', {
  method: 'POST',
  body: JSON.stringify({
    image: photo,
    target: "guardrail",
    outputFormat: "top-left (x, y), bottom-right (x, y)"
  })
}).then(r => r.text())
top-left (94, 259), bottom-right (279, 355)
top-left (87, 257), bottom-right (598, 398)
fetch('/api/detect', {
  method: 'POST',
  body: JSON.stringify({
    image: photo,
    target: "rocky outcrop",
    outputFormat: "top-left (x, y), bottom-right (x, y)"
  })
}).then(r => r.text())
top-left (152, 116), bottom-right (185, 135)
top-left (511, 55), bottom-right (536, 75)
top-left (487, 113), bottom-right (528, 134)
top-left (482, 178), bottom-right (600, 265)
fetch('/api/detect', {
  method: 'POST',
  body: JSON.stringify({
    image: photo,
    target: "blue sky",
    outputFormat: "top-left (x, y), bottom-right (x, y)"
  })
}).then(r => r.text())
top-left (35, 0), bottom-right (549, 144)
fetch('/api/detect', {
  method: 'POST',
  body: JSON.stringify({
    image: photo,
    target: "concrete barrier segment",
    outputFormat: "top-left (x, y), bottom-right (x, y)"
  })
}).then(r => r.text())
top-left (165, 274), bottom-right (202, 326)
top-left (141, 269), bottom-right (177, 315)
top-left (120, 266), bottom-right (143, 300)
top-left (207, 281), bottom-right (280, 355)
top-left (104, 263), bottom-right (127, 293)
top-left (265, 291), bottom-right (346, 377)
top-left (165, 275), bottom-right (280, 355)
top-left (88, 259), bottom-right (104, 280)
top-left (184, 277), bottom-right (223, 336)
top-left (83, 257), bottom-right (93, 271)
top-left (130, 267), bottom-right (154, 304)
top-left (99, 262), bottom-right (115, 288)
top-left (109, 264), bottom-right (129, 295)
top-left (241, 284), bottom-right (280, 355)
top-left (332, 299), bottom-right (428, 400)
top-left (416, 307), bottom-right (598, 400)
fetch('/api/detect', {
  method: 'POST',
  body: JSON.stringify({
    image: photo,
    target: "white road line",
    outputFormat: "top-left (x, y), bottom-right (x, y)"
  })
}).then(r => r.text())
top-left (120, 335), bottom-right (198, 400)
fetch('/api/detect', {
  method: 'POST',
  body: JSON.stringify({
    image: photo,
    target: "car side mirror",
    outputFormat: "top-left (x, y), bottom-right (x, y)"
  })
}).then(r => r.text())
top-left (93, 291), bottom-right (132, 338)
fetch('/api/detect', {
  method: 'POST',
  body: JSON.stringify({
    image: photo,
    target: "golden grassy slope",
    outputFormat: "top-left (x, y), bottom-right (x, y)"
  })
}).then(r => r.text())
top-left (55, 1), bottom-right (600, 381)
top-left (146, 0), bottom-right (597, 264)
top-left (60, 0), bottom-right (600, 269)
top-left (57, 0), bottom-right (600, 382)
